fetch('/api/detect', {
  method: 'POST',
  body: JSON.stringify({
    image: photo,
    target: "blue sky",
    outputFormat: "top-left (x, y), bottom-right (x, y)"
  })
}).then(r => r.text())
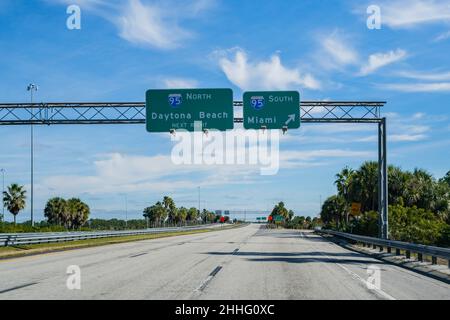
top-left (1, 0), bottom-right (450, 222)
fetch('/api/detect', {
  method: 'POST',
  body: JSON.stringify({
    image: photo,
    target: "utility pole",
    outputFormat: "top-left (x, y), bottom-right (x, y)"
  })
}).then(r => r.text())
top-left (27, 84), bottom-right (38, 227)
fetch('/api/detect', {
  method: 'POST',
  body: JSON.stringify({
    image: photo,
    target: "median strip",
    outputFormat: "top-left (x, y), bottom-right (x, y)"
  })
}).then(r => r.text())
top-left (0, 225), bottom-right (241, 261)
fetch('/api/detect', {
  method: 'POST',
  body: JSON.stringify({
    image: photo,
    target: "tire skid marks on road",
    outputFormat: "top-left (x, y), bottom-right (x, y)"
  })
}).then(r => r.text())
top-left (195, 265), bottom-right (223, 292)
top-left (0, 282), bottom-right (38, 295)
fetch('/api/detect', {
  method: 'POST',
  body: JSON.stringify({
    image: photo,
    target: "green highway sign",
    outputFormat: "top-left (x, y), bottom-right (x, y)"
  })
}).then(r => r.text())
top-left (243, 91), bottom-right (300, 130)
top-left (146, 88), bottom-right (234, 132)
top-left (274, 215), bottom-right (284, 222)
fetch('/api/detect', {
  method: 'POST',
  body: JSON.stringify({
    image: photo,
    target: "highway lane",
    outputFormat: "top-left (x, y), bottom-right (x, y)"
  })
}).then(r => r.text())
top-left (0, 224), bottom-right (449, 300)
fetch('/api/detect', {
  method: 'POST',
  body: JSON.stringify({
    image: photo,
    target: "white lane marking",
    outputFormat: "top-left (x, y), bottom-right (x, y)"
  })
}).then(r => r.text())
top-left (334, 258), bottom-right (395, 300)
top-left (309, 239), bottom-right (396, 300)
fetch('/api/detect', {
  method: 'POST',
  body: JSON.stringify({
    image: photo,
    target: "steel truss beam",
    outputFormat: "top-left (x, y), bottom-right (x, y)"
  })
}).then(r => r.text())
top-left (0, 100), bottom-right (389, 239)
top-left (0, 101), bottom-right (384, 125)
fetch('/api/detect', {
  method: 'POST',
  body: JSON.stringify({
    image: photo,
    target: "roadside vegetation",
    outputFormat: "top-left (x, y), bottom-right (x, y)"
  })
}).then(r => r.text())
top-left (143, 196), bottom-right (230, 227)
top-left (1, 191), bottom-right (230, 233)
top-left (267, 201), bottom-right (321, 230)
top-left (320, 162), bottom-right (450, 247)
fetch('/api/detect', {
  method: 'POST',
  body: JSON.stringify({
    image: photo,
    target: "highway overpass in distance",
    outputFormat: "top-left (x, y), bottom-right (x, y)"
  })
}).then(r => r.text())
top-left (0, 224), bottom-right (449, 300)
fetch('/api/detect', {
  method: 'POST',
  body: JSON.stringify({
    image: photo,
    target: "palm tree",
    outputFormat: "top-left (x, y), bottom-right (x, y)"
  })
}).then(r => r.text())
top-left (335, 166), bottom-right (354, 200)
top-left (270, 202), bottom-right (289, 220)
top-left (44, 197), bottom-right (67, 226)
top-left (143, 202), bottom-right (167, 226)
top-left (357, 162), bottom-right (379, 212)
top-left (162, 196), bottom-right (176, 223)
top-left (175, 207), bottom-right (188, 225)
top-left (388, 165), bottom-right (407, 206)
top-left (2, 184), bottom-right (26, 225)
top-left (335, 166), bottom-right (355, 223)
top-left (66, 198), bottom-right (90, 229)
top-left (186, 207), bottom-right (198, 222)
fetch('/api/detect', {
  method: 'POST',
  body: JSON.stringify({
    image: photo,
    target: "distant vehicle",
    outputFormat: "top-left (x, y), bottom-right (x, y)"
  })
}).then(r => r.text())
top-left (314, 226), bottom-right (322, 231)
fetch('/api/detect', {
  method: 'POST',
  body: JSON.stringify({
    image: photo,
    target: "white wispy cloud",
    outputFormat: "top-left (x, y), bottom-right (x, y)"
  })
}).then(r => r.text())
top-left (280, 150), bottom-right (373, 168)
top-left (379, 69), bottom-right (450, 93)
top-left (434, 30), bottom-right (450, 41)
top-left (48, 0), bottom-right (213, 49)
top-left (357, 134), bottom-right (427, 143)
top-left (316, 31), bottom-right (405, 76)
top-left (216, 48), bottom-right (321, 91)
top-left (163, 78), bottom-right (199, 88)
top-left (359, 49), bottom-right (407, 76)
top-left (378, 0), bottom-right (450, 28)
top-left (37, 146), bottom-right (372, 196)
top-left (320, 31), bottom-right (359, 67)
top-left (379, 82), bottom-right (450, 92)
top-left (117, 0), bottom-right (191, 49)
top-left (396, 70), bottom-right (450, 81)
top-left (356, 115), bottom-right (433, 143)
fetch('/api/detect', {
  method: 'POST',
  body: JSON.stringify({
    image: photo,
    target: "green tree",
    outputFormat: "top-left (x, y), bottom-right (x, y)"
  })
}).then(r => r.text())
top-left (320, 195), bottom-right (346, 229)
top-left (143, 201), bottom-right (167, 225)
top-left (270, 202), bottom-right (289, 221)
top-left (66, 198), bottom-right (90, 229)
top-left (200, 209), bottom-right (216, 223)
top-left (388, 165), bottom-right (408, 206)
top-left (335, 166), bottom-right (355, 221)
top-left (440, 171), bottom-right (450, 187)
top-left (2, 184), bottom-right (26, 225)
top-left (352, 211), bottom-right (378, 237)
top-left (203, 210), bottom-right (215, 223)
top-left (356, 161), bottom-right (378, 212)
top-left (186, 207), bottom-right (198, 222)
top-left (163, 196), bottom-right (177, 223)
top-left (288, 210), bottom-right (294, 221)
top-left (44, 197), bottom-right (67, 226)
top-left (389, 205), bottom-right (448, 245)
top-left (176, 207), bottom-right (188, 224)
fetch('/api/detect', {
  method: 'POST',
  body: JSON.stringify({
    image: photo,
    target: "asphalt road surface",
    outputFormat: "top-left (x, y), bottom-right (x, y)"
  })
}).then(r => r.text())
top-left (1, 224), bottom-right (449, 300)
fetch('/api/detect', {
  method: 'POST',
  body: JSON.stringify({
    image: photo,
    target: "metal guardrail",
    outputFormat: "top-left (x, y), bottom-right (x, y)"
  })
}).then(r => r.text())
top-left (0, 224), bottom-right (225, 247)
top-left (317, 229), bottom-right (450, 268)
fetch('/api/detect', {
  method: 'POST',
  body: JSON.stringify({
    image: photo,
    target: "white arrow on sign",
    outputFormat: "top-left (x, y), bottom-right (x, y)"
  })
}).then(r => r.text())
top-left (285, 114), bottom-right (296, 125)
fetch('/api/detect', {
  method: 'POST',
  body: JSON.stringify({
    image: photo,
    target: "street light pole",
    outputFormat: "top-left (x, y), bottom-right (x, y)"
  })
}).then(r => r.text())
top-left (125, 194), bottom-right (128, 229)
top-left (0, 168), bottom-right (4, 222)
top-left (27, 84), bottom-right (38, 227)
top-left (198, 186), bottom-right (201, 221)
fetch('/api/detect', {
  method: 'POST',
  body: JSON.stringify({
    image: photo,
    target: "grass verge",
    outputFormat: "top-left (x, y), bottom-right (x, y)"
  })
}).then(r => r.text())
top-left (0, 225), bottom-right (238, 260)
